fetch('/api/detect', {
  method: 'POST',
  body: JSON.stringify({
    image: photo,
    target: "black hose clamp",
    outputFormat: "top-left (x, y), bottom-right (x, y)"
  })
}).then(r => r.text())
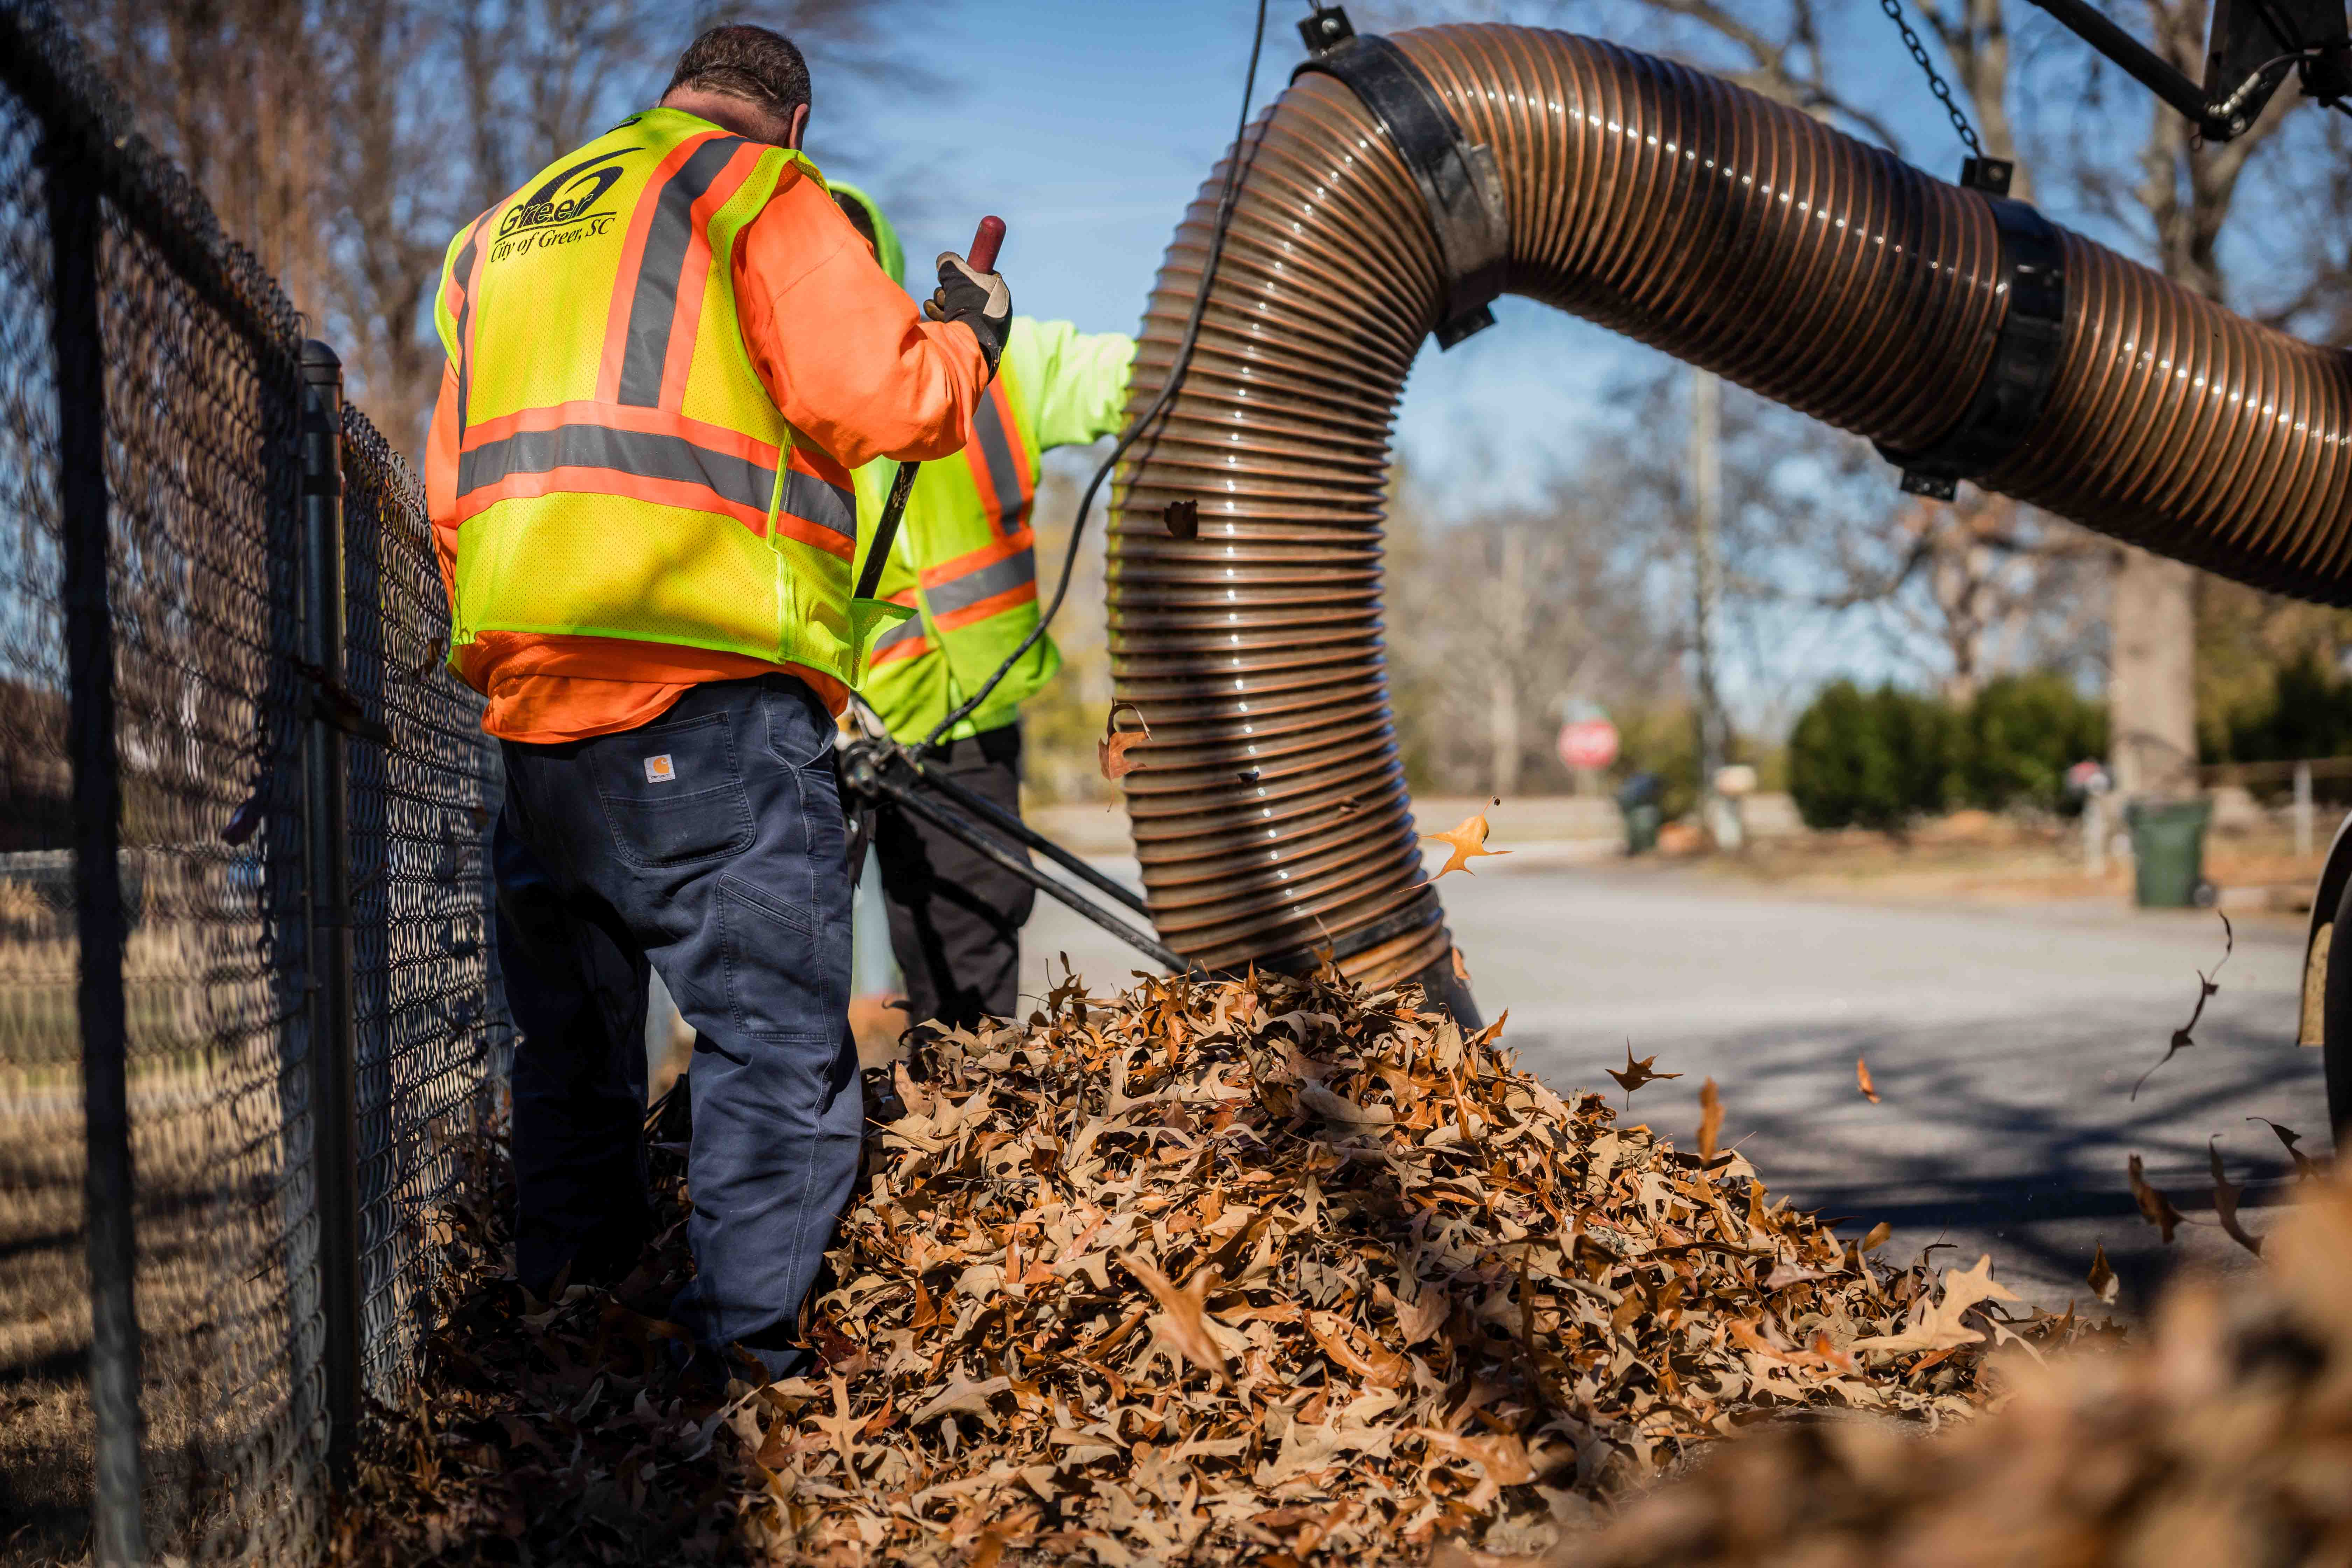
top-left (1876, 165), bottom-right (2067, 501)
top-left (1295, 7), bottom-right (1508, 348)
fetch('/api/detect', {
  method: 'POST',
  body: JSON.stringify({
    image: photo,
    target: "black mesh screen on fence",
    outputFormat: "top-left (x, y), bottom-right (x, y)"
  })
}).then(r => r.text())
top-left (0, 0), bottom-right (504, 1559)
top-left (342, 412), bottom-right (506, 1406)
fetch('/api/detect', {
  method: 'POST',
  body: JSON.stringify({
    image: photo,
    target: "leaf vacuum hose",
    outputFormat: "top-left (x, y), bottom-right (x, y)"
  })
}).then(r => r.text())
top-left (1107, 23), bottom-right (2352, 1011)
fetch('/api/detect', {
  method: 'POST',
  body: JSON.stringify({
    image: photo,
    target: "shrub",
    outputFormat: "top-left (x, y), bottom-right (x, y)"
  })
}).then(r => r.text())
top-left (1953, 673), bottom-right (2107, 814)
top-left (2214, 651), bottom-right (2352, 763)
top-left (1787, 680), bottom-right (1954, 831)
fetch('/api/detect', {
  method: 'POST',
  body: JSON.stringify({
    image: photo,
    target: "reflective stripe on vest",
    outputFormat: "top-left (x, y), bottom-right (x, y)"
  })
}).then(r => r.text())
top-left (867, 589), bottom-right (932, 668)
top-left (963, 377), bottom-right (1035, 534)
top-left (446, 210), bottom-right (495, 442)
top-left (918, 528), bottom-right (1037, 631)
top-left (453, 405), bottom-right (855, 554)
top-left (435, 112), bottom-right (870, 677)
top-left (600, 134), bottom-right (762, 406)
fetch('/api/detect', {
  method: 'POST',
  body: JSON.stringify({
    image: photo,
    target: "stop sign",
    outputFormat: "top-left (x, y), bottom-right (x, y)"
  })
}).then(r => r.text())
top-left (1558, 717), bottom-right (1619, 771)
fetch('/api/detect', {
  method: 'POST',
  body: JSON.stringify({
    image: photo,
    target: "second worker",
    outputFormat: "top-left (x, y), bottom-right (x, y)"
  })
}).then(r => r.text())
top-left (831, 184), bottom-right (1135, 1038)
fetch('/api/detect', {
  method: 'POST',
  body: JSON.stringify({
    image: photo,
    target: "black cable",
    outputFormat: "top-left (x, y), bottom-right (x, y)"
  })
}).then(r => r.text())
top-left (917, 0), bottom-right (1273, 751)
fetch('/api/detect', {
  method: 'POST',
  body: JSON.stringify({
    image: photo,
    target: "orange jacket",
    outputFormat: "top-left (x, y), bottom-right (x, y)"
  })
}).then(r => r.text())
top-left (426, 156), bottom-right (988, 744)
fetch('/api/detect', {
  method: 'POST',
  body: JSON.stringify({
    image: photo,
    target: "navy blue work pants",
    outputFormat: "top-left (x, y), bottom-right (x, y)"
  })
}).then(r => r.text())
top-left (492, 674), bottom-right (859, 1376)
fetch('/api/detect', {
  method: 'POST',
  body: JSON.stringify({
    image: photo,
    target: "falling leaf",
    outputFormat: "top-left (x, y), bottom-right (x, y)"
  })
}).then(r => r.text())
top-left (1607, 1045), bottom-right (1682, 1099)
top-left (1422, 797), bottom-right (1511, 878)
top-left (2086, 1241), bottom-right (2119, 1304)
top-left (2208, 1140), bottom-right (2262, 1256)
top-left (1851, 1254), bottom-right (2017, 1355)
top-left (1162, 497), bottom-right (1199, 539)
top-left (1098, 701), bottom-right (1151, 781)
top-left (1451, 945), bottom-right (1473, 987)
top-left (2132, 912), bottom-right (2233, 1100)
top-left (406, 635), bottom-right (448, 684)
top-left (1856, 1056), bottom-right (1879, 1104)
top-left (1860, 1221), bottom-right (1891, 1253)
top-left (2249, 1116), bottom-right (2323, 1180)
top-left (2128, 1153), bottom-right (2184, 1244)
top-left (1696, 1078), bottom-right (1723, 1160)
top-left (1119, 1255), bottom-right (1230, 1387)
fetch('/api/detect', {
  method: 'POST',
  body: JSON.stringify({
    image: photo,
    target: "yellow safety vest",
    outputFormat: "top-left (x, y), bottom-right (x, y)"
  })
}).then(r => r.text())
top-left (433, 108), bottom-right (896, 686)
top-left (852, 317), bottom-right (1135, 740)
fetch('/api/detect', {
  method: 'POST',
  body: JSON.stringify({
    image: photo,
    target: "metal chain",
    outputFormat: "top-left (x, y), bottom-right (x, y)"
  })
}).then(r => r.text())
top-left (1878, 0), bottom-right (1983, 155)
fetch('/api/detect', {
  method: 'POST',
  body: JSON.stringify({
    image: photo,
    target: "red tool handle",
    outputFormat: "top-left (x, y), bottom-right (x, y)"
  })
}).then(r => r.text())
top-left (967, 215), bottom-right (1006, 273)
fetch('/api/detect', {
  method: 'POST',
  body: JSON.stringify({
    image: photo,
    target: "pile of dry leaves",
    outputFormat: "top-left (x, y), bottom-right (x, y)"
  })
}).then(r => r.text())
top-left (343, 965), bottom-right (2082, 1566)
top-left (1519, 1163), bottom-right (2352, 1567)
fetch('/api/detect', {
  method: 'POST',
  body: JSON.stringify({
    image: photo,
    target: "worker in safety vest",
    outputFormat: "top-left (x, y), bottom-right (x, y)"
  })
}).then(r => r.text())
top-left (829, 184), bottom-right (1133, 1034)
top-left (424, 25), bottom-right (1010, 1377)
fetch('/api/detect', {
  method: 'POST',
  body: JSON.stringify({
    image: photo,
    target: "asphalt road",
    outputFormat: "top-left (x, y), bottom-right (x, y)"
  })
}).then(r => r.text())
top-left (1021, 856), bottom-right (2331, 1318)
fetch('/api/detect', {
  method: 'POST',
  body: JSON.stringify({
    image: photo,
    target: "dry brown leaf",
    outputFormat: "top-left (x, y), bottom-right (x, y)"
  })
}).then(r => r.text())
top-left (1851, 1254), bottom-right (2016, 1356)
top-left (1607, 1045), bottom-right (1681, 1099)
top-left (1856, 1055), bottom-right (1879, 1104)
top-left (1308, 1309), bottom-right (1406, 1386)
top-left (1119, 1254), bottom-right (1231, 1387)
top-left (2132, 911), bottom-right (2232, 1100)
top-left (1097, 700), bottom-right (1150, 781)
top-left (2087, 1240), bottom-right (2120, 1305)
top-left (2129, 1153), bottom-right (2184, 1244)
top-left (1422, 797), bottom-right (1511, 878)
top-left (344, 964), bottom-right (2062, 1568)
top-left (1552, 1176), bottom-right (2352, 1567)
top-left (2208, 1140), bottom-right (2263, 1257)
top-left (1383, 1278), bottom-right (1447, 1348)
top-left (1419, 1428), bottom-right (1536, 1510)
top-left (2250, 1116), bottom-right (2323, 1180)
top-left (909, 1372), bottom-right (1013, 1428)
top-left (1697, 1077), bottom-right (1723, 1161)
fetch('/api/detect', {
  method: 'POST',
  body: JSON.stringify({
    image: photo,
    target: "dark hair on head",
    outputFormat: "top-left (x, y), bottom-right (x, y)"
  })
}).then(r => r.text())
top-left (665, 25), bottom-right (811, 122)
top-left (832, 192), bottom-right (877, 248)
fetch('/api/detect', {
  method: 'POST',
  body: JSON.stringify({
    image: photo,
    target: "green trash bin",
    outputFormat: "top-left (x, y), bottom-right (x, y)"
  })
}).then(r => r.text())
top-left (2124, 796), bottom-right (2214, 908)
top-left (1622, 803), bottom-right (1663, 856)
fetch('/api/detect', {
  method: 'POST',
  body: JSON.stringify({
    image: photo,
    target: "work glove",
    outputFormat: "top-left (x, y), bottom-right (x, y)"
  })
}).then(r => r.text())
top-left (925, 253), bottom-right (1011, 377)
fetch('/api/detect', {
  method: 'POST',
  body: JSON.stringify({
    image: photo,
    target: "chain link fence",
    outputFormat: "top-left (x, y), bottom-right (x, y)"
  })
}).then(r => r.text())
top-left (0, 1), bottom-right (505, 1559)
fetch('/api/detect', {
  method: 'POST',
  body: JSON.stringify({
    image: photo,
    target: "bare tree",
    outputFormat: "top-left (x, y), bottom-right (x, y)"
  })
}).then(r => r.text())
top-left (1812, 491), bottom-right (2106, 702)
top-left (1386, 0), bottom-right (2338, 792)
top-left (1385, 465), bottom-right (1679, 796)
top-left (73, 0), bottom-right (922, 450)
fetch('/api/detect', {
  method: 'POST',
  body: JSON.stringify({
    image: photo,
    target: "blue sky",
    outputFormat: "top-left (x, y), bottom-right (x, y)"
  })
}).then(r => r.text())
top-left (797, 0), bottom-right (1970, 724)
top-left (807, 0), bottom-right (1642, 513)
top-left (789, 0), bottom-right (2346, 727)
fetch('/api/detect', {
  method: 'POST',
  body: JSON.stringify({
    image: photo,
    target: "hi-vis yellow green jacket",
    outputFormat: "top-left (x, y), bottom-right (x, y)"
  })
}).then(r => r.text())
top-left (431, 110), bottom-right (921, 696)
top-left (833, 190), bottom-right (1134, 742)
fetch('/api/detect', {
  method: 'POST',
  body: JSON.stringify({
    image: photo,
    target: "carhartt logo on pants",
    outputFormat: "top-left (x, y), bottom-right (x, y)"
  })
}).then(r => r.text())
top-left (644, 754), bottom-right (676, 783)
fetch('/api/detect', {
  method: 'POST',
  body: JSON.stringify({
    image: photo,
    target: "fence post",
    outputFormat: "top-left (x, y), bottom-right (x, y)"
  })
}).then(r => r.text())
top-left (299, 341), bottom-right (361, 1475)
top-left (49, 144), bottom-right (148, 1566)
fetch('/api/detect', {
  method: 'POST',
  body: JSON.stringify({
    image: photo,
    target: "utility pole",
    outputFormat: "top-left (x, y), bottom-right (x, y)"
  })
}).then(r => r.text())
top-left (1488, 527), bottom-right (1527, 798)
top-left (1690, 369), bottom-right (1739, 850)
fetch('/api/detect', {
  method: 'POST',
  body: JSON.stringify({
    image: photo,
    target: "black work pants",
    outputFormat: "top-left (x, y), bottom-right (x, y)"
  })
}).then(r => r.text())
top-left (874, 722), bottom-right (1035, 1033)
